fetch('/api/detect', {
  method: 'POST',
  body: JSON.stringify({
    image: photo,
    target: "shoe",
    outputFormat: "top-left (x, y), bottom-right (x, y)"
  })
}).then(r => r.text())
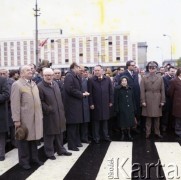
top-left (146, 134), bottom-right (150, 139)
top-left (76, 143), bottom-right (83, 147)
top-left (32, 160), bottom-right (44, 165)
top-left (132, 128), bottom-right (140, 134)
top-left (58, 151), bottom-right (72, 156)
top-left (48, 156), bottom-right (56, 160)
top-left (81, 140), bottom-right (91, 144)
top-left (0, 156), bottom-right (5, 161)
top-left (155, 134), bottom-right (163, 139)
top-left (104, 138), bottom-right (111, 142)
top-left (94, 140), bottom-right (100, 144)
top-left (21, 164), bottom-right (31, 170)
top-left (68, 147), bottom-right (79, 151)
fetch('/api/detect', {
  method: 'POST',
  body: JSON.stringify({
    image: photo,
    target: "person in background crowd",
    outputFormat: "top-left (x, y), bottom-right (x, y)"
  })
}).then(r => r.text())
top-left (114, 76), bottom-right (136, 140)
top-left (11, 65), bottom-right (43, 170)
top-left (168, 68), bottom-right (181, 139)
top-left (38, 68), bottom-right (71, 160)
top-left (9, 69), bottom-right (19, 81)
top-left (161, 66), bottom-right (176, 132)
top-left (79, 66), bottom-right (91, 143)
top-left (32, 60), bottom-right (52, 84)
top-left (0, 69), bottom-right (16, 148)
top-left (158, 67), bottom-right (165, 76)
top-left (140, 61), bottom-right (165, 139)
top-left (53, 69), bottom-right (64, 93)
top-left (63, 62), bottom-right (89, 151)
top-left (88, 65), bottom-right (113, 144)
top-left (0, 76), bottom-right (9, 161)
top-left (29, 63), bottom-right (37, 78)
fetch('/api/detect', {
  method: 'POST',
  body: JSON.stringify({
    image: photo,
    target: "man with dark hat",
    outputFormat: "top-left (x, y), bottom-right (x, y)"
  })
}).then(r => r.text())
top-left (140, 61), bottom-right (165, 139)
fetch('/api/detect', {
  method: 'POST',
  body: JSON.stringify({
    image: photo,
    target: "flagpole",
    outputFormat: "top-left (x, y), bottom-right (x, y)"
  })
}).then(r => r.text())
top-left (33, 0), bottom-right (41, 67)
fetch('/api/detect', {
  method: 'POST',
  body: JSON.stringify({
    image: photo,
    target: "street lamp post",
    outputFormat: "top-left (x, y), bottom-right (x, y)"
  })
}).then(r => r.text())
top-left (33, 0), bottom-right (41, 67)
top-left (156, 46), bottom-right (163, 63)
top-left (163, 34), bottom-right (172, 62)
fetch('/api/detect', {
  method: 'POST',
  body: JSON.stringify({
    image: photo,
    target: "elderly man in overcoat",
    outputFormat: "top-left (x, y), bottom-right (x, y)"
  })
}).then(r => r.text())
top-left (0, 76), bottom-right (9, 161)
top-left (88, 65), bottom-right (113, 144)
top-left (38, 68), bottom-right (71, 160)
top-left (140, 61), bottom-right (165, 139)
top-left (11, 65), bottom-right (43, 170)
top-left (63, 63), bottom-right (89, 151)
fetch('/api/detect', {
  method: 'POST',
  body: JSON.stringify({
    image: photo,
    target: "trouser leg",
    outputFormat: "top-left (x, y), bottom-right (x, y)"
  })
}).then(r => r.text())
top-left (44, 135), bottom-right (55, 157)
top-left (92, 120), bottom-right (100, 141)
top-left (9, 126), bottom-right (17, 147)
top-left (0, 133), bottom-right (6, 158)
top-left (30, 141), bottom-right (39, 161)
top-left (55, 134), bottom-right (66, 154)
top-left (175, 118), bottom-right (181, 136)
top-left (102, 120), bottom-right (109, 139)
top-left (154, 117), bottom-right (161, 135)
top-left (146, 117), bottom-right (152, 136)
top-left (67, 124), bottom-right (77, 149)
top-left (80, 123), bottom-right (89, 141)
top-left (17, 140), bottom-right (30, 166)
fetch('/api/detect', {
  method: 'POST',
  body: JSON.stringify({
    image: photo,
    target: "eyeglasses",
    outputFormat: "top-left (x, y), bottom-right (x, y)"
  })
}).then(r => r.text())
top-left (44, 74), bottom-right (54, 77)
top-left (130, 65), bottom-right (135, 67)
top-left (149, 67), bottom-right (156, 70)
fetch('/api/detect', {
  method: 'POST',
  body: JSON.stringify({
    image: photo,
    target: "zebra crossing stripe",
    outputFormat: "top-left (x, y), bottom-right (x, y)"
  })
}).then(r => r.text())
top-left (27, 143), bottom-right (89, 180)
top-left (96, 142), bottom-right (133, 180)
top-left (155, 142), bottom-right (181, 180)
top-left (0, 149), bottom-right (18, 176)
top-left (0, 143), bottom-right (43, 176)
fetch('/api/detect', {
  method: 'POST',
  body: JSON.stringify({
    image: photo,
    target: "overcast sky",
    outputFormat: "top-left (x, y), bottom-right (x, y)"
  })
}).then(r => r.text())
top-left (0, 0), bottom-right (181, 65)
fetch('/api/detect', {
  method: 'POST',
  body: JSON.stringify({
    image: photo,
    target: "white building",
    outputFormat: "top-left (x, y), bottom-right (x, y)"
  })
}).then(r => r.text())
top-left (0, 31), bottom-right (138, 69)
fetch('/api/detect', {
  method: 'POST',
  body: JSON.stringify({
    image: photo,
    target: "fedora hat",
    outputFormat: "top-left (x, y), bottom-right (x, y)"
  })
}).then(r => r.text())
top-left (15, 125), bottom-right (28, 140)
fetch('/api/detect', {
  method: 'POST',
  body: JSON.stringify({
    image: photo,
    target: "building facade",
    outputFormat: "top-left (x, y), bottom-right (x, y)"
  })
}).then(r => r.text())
top-left (0, 32), bottom-right (138, 69)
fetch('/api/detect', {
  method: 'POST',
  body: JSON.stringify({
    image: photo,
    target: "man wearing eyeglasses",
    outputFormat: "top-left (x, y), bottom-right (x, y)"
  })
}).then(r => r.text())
top-left (140, 61), bottom-right (165, 139)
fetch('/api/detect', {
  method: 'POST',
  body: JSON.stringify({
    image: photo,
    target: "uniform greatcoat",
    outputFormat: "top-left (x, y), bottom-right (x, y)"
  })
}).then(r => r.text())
top-left (140, 73), bottom-right (165, 117)
top-left (11, 78), bottom-right (43, 141)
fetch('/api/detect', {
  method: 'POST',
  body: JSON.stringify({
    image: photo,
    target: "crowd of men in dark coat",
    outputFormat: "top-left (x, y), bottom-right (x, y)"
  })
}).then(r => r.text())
top-left (0, 60), bottom-right (181, 171)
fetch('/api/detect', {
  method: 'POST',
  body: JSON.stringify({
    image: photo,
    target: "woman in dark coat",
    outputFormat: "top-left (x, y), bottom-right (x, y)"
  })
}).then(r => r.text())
top-left (114, 76), bottom-right (136, 140)
top-left (168, 68), bottom-right (181, 138)
top-left (0, 77), bottom-right (9, 161)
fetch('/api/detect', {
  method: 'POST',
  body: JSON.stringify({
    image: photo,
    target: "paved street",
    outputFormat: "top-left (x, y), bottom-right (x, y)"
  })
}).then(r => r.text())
top-left (0, 131), bottom-right (181, 180)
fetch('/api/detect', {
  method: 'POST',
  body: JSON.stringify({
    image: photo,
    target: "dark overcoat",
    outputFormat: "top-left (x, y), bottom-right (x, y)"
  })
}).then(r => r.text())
top-left (163, 74), bottom-right (174, 112)
top-left (114, 85), bottom-right (136, 128)
top-left (7, 78), bottom-right (15, 127)
top-left (115, 70), bottom-right (140, 115)
top-left (88, 75), bottom-right (113, 121)
top-left (168, 77), bottom-right (181, 118)
top-left (0, 77), bottom-right (9, 133)
top-left (140, 73), bottom-right (165, 117)
top-left (63, 70), bottom-right (84, 124)
top-left (38, 80), bottom-right (66, 134)
top-left (82, 78), bottom-right (90, 123)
